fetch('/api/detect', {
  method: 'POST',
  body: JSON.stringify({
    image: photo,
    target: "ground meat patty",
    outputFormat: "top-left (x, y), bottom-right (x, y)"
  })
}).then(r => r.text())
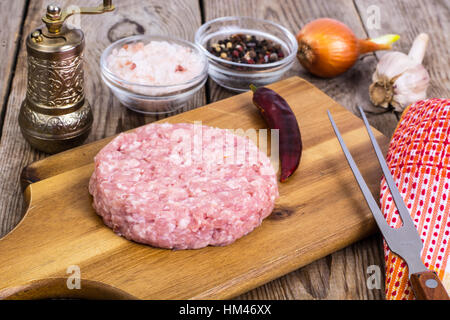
top-left (89, 123), bottom-right (278, 249)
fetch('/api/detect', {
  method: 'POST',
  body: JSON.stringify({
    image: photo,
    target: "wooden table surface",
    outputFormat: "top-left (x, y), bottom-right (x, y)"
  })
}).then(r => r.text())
top-left (0, 0), bottom-right (448, 300)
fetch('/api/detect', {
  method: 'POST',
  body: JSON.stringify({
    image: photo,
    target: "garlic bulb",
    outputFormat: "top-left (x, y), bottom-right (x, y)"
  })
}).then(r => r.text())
top-left (369, 33), bottom-right (430, 112)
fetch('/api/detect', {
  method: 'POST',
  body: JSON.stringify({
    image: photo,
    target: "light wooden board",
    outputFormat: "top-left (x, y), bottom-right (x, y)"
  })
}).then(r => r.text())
top-left (0, 77), bottom-right (388, 299)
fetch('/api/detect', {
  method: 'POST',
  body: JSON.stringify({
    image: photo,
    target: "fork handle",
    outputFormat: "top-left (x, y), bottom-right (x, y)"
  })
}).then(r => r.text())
top-left (410, 271), bottom-right (450, 300)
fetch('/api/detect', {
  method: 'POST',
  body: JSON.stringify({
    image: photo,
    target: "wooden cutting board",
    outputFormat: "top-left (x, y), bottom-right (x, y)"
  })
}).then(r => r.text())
top-left (0, 76), bottom-right (389, 300)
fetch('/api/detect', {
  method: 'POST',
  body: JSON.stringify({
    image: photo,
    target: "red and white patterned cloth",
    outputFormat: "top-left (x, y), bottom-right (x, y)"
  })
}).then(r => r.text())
top-left (380, 99), bottom-right (450, 300)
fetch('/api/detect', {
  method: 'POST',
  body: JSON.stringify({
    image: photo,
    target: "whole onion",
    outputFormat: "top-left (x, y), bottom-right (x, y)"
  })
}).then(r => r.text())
top-left (296, 18), bottom-right (400, 78)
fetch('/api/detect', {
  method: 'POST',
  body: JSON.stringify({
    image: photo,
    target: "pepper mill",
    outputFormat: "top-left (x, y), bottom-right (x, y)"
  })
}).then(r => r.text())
top-left (19, 1), bottom-right (115, 154)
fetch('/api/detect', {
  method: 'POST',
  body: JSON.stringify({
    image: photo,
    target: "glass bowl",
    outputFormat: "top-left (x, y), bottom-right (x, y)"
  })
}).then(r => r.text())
top-left (195, 16), bottom-right (298, 92)
top-left (100, 35), bottom-right (208, 115)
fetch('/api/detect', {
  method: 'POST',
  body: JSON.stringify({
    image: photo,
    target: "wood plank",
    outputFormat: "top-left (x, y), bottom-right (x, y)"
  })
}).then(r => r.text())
top-left (202, 0), bottom-right (393, 300)
top-left (355, 0), bottom-right (450, 99)
top-left (0, 77), bottom-right (390, 300)
top-left (0, 0), bottom-right (27, 127)
top-left (0, 0), bottom-right (205, 238)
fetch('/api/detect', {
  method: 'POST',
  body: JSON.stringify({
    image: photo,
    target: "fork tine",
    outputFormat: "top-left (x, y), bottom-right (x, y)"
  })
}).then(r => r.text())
top-left (358, 106), bottom-right (415, 230)
top-left (327, 110), bottom-right (393, 235)
top-left (329, 109), bottom-right (428, 276)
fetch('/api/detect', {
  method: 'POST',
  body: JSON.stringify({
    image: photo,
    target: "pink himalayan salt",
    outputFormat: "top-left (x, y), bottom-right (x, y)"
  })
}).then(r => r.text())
top-left (106, 41), bottom-right (204, 86)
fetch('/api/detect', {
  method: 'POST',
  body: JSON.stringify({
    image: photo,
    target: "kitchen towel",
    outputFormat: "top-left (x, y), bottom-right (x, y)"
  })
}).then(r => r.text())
top-left (380, 98), bottom-right (450, 300)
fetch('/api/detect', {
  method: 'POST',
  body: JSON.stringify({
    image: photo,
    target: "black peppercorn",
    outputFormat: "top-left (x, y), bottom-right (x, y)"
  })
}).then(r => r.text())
top-left (208, 33), bottom-right (285, 66)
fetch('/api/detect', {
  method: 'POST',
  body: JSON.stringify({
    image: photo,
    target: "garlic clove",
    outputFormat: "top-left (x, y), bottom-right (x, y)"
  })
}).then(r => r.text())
top-left (369, 33), bottom-right (430, 112)
top-left (392, 64), bottom-right (429, 110)
top-left (373, 52), bottom-right (417, 81)
top-left (408, 33), bottom-right (429, 65)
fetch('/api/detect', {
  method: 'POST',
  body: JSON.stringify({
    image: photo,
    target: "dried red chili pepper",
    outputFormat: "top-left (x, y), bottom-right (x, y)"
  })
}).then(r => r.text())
top-left (250, 85), bottom-right (302, 182)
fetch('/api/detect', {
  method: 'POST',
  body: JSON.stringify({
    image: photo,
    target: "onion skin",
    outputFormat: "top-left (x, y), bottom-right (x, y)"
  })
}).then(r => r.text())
top-left (296, 18), bottom-right (399, 78)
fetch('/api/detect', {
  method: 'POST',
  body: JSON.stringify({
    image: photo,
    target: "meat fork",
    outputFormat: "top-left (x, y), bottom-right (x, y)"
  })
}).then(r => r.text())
top-left (328, 106), bottom-right (450, 300)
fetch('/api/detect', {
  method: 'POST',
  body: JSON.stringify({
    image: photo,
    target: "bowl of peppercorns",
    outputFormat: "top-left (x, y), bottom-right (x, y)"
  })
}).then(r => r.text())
top-left (195, 16), bottom-right (298, 92)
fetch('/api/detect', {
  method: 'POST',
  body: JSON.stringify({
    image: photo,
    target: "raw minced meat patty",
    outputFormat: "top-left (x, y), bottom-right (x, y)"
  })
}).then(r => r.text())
top-left (89, 123), bottom-right (278, 249)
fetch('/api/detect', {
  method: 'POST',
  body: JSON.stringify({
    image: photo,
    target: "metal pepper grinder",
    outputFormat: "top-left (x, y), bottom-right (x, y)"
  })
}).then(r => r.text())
top-left (19, 1), bottom-right (115, 154)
